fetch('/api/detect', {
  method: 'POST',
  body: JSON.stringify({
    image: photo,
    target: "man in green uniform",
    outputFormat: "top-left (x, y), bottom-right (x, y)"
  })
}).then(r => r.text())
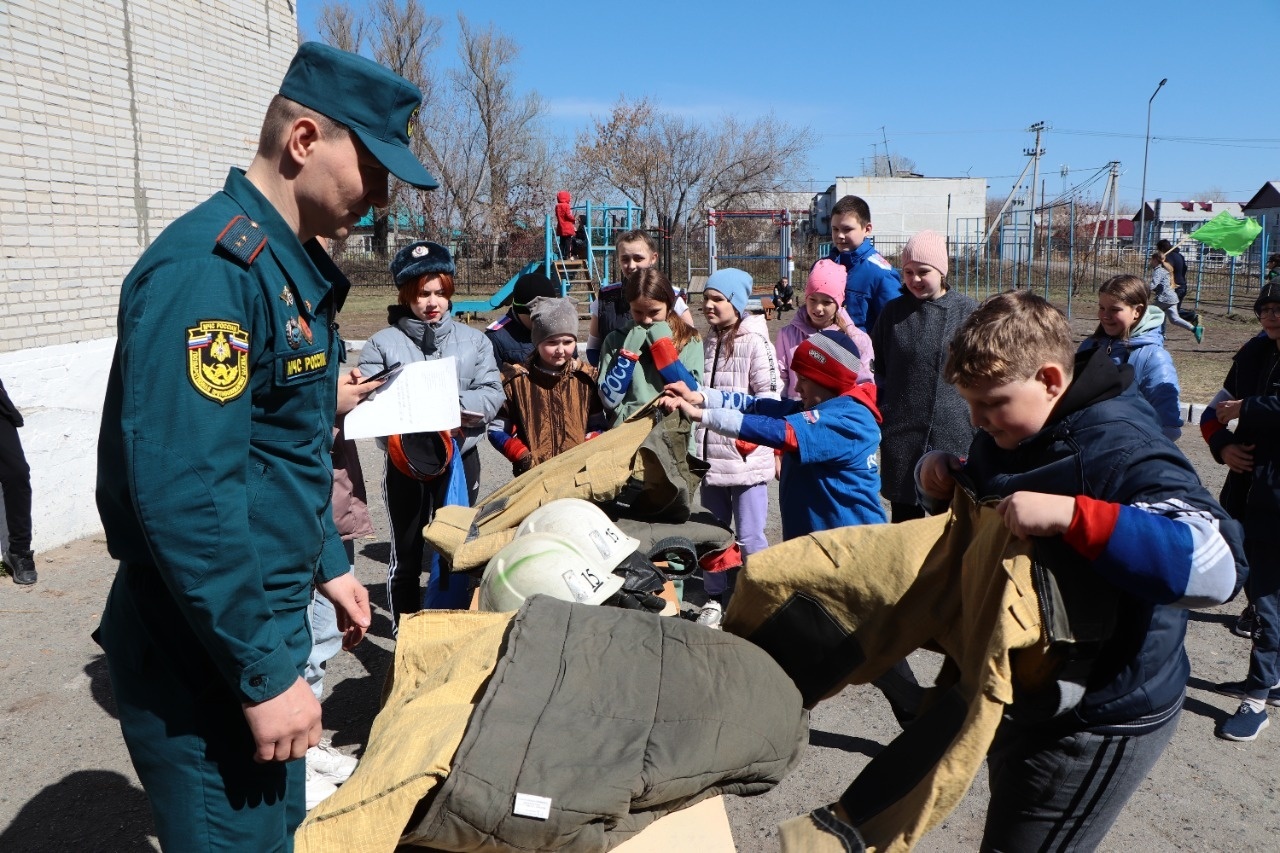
top-left (95, 43), bottom-right (438, 849)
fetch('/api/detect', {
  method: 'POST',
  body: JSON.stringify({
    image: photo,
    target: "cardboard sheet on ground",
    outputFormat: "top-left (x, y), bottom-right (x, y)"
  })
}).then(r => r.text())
top-left (612, 796), bottom-right (735, 852)
top-left (342, 358), bottom-right (460, 439)
top-left (411, 797), bottom-right (735, 853)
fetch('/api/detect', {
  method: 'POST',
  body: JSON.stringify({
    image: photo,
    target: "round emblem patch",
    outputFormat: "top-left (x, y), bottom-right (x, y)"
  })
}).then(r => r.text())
top-left (187, 320), bottom-right (250, 404)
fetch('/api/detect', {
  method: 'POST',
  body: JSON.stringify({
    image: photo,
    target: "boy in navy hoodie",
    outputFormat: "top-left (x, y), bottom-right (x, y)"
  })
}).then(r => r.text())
top-left (917, 290), bottom-right (1243, 850)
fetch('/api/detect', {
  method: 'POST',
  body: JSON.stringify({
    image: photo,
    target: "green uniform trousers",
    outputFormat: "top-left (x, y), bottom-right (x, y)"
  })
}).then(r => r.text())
top-left (101, 565), bottom-right (311, 851)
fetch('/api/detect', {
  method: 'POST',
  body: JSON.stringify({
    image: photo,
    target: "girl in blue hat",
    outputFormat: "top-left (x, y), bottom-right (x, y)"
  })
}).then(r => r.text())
top-left (696, 269), bottom-right (780, 611)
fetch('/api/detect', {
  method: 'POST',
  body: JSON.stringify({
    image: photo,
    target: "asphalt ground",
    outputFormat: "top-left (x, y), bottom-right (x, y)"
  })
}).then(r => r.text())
top-left (3, 323), bottom-right (1279, 850)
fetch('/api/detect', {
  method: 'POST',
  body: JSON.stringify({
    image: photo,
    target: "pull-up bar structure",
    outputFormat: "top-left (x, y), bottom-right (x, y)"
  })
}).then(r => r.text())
top-left (706, 208), bottom-right (794, 281)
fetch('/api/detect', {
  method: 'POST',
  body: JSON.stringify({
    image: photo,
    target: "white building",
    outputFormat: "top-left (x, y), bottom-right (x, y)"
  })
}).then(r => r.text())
top-left (810, 176), bottom-right (989, 251)
top-left (1, 1), bottom-right (299, 550)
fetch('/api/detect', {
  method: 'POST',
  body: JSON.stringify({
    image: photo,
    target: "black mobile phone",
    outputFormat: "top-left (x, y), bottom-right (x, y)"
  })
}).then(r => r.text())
top-left (359, 361), bottom-right (403, 384)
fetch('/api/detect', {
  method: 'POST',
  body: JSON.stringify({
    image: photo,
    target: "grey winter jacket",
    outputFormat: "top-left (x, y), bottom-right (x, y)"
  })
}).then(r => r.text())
top-left (359, 306), bottom-right (504, 455)
top-left (871, 289), bottom-right (978, 504)
top-left (404, 595), bottom-right (808, 851)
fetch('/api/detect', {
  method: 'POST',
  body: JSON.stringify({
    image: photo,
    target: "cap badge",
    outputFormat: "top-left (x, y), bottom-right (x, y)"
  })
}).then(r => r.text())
top-left (412, 245), bottom-right (429, 257)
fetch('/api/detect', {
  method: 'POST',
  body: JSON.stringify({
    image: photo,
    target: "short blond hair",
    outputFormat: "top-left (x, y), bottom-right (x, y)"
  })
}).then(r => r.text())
top-left (945, 291), bottom-right (1074, 387)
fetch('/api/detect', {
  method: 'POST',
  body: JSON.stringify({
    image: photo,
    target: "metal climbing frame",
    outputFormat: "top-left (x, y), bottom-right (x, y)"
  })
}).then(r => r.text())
top-left (563, 200), bottom-right (645, 285)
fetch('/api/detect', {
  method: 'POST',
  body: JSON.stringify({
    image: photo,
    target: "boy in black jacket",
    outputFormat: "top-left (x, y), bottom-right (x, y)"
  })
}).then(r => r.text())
top-left (918, 290), bottom-right (1244, 850)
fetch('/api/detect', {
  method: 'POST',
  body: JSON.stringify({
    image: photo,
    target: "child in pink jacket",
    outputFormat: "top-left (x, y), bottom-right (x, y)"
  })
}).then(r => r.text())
top-left (776, 259), bottom-right (875, 400)
top-left (696, 269), bottom-right (781, 608)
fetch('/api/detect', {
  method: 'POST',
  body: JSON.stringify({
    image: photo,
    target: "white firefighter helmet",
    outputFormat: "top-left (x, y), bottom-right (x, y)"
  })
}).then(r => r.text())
top-left (479, 532), bottom-right (625, 612)
top-left (515, 498), bottom-right (642, 572)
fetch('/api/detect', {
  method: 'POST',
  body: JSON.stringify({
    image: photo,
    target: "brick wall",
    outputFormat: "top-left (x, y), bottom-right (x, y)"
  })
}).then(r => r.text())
top-left (0, 2), bottom-right (299, 551)
top-left (0, 0), bottom-right (299, 353)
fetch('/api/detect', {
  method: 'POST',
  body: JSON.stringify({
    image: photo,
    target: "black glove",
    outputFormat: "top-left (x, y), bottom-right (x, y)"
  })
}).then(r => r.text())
top-left (606, 588), bottom-right (669, 613)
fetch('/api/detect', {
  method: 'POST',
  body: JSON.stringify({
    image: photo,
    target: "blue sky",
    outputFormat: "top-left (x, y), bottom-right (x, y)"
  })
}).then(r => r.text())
top-left (297, 0), bottom-right (1280, 208)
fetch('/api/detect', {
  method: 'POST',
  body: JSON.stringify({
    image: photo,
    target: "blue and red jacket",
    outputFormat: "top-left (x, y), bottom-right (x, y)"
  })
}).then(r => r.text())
top-left (827, 240), bottom-right (902, 333)
top-left (699, 384), bottom-right (887, 539)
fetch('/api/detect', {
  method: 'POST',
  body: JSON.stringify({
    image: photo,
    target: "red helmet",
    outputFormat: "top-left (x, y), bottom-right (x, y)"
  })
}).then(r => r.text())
top-left (387, 431), bottom-right (454, 481)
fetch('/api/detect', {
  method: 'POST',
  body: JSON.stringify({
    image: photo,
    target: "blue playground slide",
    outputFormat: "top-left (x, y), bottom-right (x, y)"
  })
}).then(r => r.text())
top-left (451, 261), bottom-right (543, 316)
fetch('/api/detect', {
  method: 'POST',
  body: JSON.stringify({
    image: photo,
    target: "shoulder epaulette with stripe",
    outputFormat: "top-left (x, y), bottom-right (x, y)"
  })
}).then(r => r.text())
top-left (215, 215), bottom-right (268, 266)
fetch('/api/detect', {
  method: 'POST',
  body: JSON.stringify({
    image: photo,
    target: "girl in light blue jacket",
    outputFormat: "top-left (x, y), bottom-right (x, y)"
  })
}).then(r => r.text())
top-left (1078, 274), bottom-right (1183, 440)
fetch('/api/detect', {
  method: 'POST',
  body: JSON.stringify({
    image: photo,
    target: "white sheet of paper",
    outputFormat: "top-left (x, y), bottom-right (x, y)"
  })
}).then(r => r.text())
top-left (342, 358), bottom-right (461, 440)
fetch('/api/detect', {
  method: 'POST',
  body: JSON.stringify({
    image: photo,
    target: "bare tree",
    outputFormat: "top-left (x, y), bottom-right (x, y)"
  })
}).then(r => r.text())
top-left (315, 2), bottom-right (365, 52)
top-left (361, 0), bottom-right (443, 251)
top-left (571, 96), bottom-right (810, 233)
top-left (570, 97), bottom-right (662, 218)
top-left (418, 14), bottom-right (551, 262)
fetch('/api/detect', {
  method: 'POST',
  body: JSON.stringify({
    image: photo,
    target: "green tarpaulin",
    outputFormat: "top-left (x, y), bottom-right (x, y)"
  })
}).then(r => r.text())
top-left (1188, 210), bottom-right (1262, 257)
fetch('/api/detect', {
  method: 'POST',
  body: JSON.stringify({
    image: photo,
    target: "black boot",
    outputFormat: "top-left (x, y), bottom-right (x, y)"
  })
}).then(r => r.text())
top-left (389, 582), bottom-right (422, 635)
top-left (6, 550), bottom-right (36, 585)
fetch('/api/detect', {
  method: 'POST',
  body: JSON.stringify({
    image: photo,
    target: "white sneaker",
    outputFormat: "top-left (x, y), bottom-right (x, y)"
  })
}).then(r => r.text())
top-left (306, 739), bottom-right (359, 784)
top-left (697, 601), bottom-right (723, 630)
top-left (305, 764), bottom-right (339, 810)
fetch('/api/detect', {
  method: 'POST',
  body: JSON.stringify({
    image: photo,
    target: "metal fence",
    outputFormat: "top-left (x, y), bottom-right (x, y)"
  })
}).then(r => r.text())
top-left (332, 227), bottom-right (548, 297)
top-left (944, 209), bottom-right (1273, 321)
top-left (337, 208), bottom-right (1273, 322)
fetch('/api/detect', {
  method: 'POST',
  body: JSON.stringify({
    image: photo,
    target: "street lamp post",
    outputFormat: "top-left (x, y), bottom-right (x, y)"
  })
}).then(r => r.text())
top-left (1138, 77), bottom-right (1167, 254)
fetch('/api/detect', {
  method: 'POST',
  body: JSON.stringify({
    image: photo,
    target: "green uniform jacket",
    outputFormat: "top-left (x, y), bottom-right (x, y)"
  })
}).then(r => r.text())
top-left (97, 168), bottom-right (350, 705)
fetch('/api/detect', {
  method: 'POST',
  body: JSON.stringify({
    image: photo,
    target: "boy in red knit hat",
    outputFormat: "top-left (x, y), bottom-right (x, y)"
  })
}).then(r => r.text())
top-left (660, 329), bottom-right (886, 539)
top-left (660, 331), bottom-right (924, 725)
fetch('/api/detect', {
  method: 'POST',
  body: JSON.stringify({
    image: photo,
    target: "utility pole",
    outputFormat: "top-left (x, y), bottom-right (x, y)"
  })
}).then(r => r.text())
top-left (1090, 161), bottom-right (1121, 257)
top-left (1109, 161), bottom-right (1120, 257)
top-left (880, 127), bottom-right (894, 177)
top-left (1025, 122), bottom-right (1045, 266)
top-left (1138, 78), bottom-right (1167, 254)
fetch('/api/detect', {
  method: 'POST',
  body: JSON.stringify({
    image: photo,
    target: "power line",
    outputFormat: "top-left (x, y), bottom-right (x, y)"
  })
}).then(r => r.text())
top-left (821, 127), bottom-right (1280, 149)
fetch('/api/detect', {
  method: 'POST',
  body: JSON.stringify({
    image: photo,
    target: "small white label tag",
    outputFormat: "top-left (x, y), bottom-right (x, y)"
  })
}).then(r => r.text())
top-left (513, 792), bottom-right (552, 820)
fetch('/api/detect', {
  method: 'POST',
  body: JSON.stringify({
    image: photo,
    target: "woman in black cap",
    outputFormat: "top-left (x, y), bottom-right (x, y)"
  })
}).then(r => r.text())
top-left (360, 240), bottom-right (503, 629)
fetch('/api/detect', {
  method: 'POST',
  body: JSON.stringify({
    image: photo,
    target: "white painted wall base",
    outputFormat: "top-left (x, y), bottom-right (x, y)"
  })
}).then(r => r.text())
top-left (0, 339), bottom-right (114, 554)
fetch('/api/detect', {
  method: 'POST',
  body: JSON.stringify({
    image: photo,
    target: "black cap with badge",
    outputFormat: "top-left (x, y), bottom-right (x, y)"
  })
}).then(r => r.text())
top-left (279, 42), bottom-right (439, 190)
top-left (390, 241), bottom-right (455, 287)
